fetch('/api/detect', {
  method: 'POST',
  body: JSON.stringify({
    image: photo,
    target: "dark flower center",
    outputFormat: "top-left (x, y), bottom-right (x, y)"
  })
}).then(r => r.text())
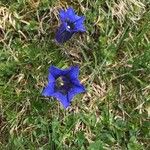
top-left (55, 76), bottom-right (72, 95)
top-left (66, 19), bottom-right (75, 30)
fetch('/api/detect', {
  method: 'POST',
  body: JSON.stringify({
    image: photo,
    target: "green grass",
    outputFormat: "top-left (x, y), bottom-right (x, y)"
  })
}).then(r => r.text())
top-left (0, 0), bottom-right (150, 149)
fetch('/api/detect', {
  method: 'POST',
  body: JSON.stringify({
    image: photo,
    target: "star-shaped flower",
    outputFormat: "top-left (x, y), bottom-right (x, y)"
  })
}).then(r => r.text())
top-left (55, 7), bottom-right (86, 43)
top-left (42, 66), bottom-right (85, 108)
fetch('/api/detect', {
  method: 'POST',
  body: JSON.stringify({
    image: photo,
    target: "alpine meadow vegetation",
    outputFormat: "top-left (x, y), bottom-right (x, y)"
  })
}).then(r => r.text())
top-left (0, 0), bottom-right (150, 149)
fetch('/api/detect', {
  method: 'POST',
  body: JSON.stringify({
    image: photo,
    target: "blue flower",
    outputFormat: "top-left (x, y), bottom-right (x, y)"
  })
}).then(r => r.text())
top-left (55, 7), bottom-right (86, 43)
top-left (42, 66), bottom-right (85, 108)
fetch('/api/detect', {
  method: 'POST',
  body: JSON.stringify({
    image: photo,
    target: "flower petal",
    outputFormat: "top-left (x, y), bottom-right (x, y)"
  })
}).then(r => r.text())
top-left (71, 78), bottom-right (83, 87)
top-left (69, 66), bottom-right (79, 80)
top-left (55, 23), bottom-right (74, 43)
top-left (75, 25), bottom-right (86, 32)
top-left (74, 15), bottom-right (81, 21)
top-left (74, 16), bottom-right (86, 32)
top-left (52, 92), bottom-right (70, 108)
top-left (42, 83), bottom-right (55, 96)
top-left (48, 73), bottom-right (55, 83)
top-left (49, 66), bottom-right (63, 78)
top-left (66, 7), bottom-right (76, 22)
top-left (68, 85), bottom-right (85, 101)
top-left (59, 10), bottom-right (67, 22)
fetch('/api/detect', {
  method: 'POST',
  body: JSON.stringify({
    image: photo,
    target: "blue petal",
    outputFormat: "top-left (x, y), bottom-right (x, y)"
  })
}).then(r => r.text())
top-left (68, 85), bottom-right (85, 101)
top-left (49, 66), bottom-right (63, 78)
top-left (75, 16), bottom-right (85, 24)
top-left (59, 10), bottom-right (67, 22)
top-left (74, 17), bottom-right (86, 32)
top-left (66, 7), bottom-right (75, 15)
top-left (66, 7), bottom-right (76, 22)
top-left (55, 23), bottom-right (66, 41)
top-left (42, 83), bottom-right (55, 96)
top-left (55, 23), bottom-right (74, 43)
top-left (59, 8), bottom-right (80, 23)
top-left (49, 65), bottom-right (71, 78)
top-left (74, 15), bottom-right (81, 21)
top-left (71, 78), bottom-right (83, 86)
top-left (48, 73), bottom-right (55, 83)
top-left (74, 25), bottom-right (86, 32)
top-left (68, 66), bottom-right (79, 80)
top-left (52, 92), bottom-right (70, 108)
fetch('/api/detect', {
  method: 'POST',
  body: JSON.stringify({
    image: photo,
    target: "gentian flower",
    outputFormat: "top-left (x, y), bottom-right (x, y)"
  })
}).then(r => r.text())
top-left (55, 7), bottom-right (86, 43)
top-left (42, 66), bottom-right (85, 108)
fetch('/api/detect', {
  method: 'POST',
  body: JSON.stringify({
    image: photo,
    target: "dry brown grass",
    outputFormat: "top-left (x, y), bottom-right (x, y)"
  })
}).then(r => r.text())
top-left (111, 0), bottom-right (146, 25)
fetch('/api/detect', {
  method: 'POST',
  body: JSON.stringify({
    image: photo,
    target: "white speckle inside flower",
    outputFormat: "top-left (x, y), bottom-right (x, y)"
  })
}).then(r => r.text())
top-left (67, 25), bottom-right (70, 29)
top-left (56, 77), bottom-right (64, 87)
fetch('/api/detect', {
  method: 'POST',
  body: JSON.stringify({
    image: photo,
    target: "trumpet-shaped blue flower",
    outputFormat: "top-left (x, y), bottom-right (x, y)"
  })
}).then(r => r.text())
top-left (42, 66), bottom-right (85, 108)
top-left (55, 7), bottom-right (86, 43)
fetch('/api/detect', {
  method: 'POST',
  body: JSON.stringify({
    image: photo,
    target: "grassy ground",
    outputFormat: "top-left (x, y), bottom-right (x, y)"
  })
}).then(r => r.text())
top-left (0, 0), bottom-right (150, 149)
